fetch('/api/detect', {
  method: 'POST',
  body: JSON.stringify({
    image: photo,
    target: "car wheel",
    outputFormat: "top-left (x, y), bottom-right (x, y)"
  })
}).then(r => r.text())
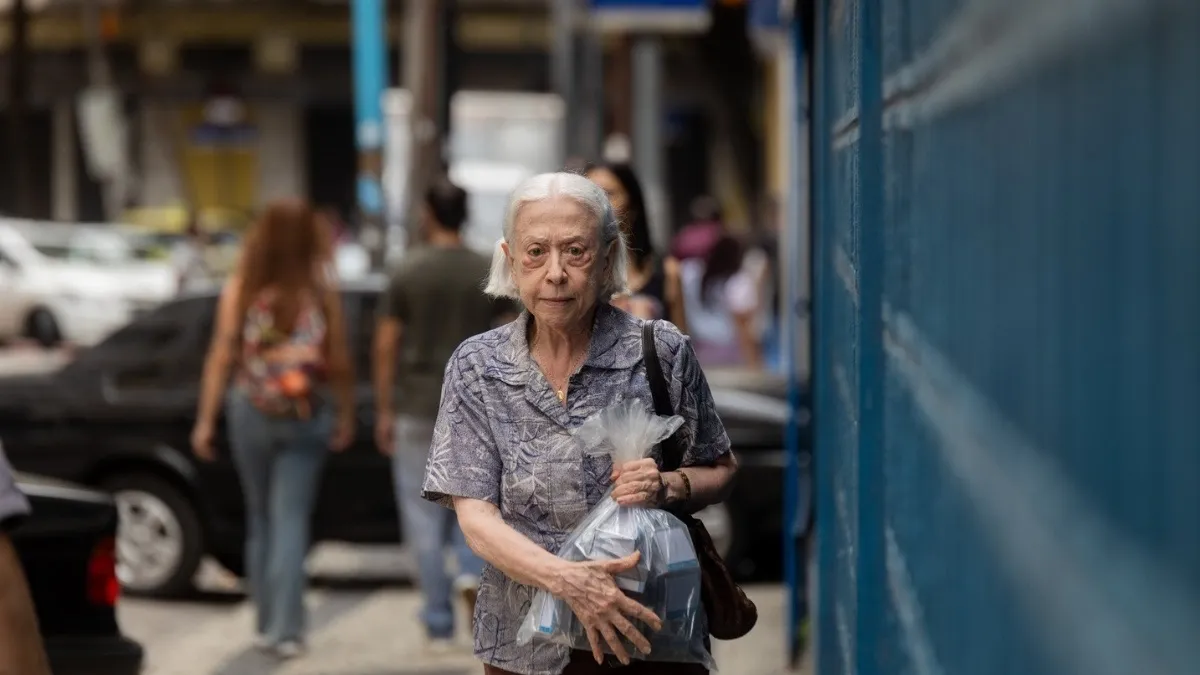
top-left (25, 308), bottom-right (61, 348)
top-left (103, 474), bottom-right (204, 597)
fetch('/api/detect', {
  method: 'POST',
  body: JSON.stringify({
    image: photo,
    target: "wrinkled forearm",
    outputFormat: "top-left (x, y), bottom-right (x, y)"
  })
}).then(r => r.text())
top-left (0, 537), bottom-right (51, 675)
top-left (664, 452), bottom-right (738, 512)
top-left (454, 498), bottom-right (570, 595)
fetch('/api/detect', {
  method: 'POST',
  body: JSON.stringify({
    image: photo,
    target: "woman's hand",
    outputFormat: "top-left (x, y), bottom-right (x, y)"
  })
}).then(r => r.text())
top-left (555, 552), bottom-right (663, 665)
top-left (611, 458), bottom-right (663, 507)
top-left (191, 420), bottom-right (216, 462)
top-left (331, 413), bottom-right (355, 452)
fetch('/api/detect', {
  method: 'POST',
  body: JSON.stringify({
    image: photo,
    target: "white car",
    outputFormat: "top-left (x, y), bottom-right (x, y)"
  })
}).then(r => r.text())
top-left (0, 221), bottom-right (176, 347)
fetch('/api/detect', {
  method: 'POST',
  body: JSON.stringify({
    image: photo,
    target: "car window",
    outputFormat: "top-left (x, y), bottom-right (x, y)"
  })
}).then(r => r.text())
top-left (96, 299), bottom-right (197, 352)
top-left (78, 291), bottom-right (370, 387)
top-left (74, 296), bottom-right (213, 389)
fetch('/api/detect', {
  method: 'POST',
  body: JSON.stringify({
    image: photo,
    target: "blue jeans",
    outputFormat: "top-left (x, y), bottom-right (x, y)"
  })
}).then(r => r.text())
top-left (392, 414), bottom-right (484, 639)
top-left (226, 390), bottom-right (332, 645)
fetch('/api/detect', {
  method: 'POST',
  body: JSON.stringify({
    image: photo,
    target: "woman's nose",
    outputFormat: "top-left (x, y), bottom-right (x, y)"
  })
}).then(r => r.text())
top-left (546, 252), bottom-right (567, 284)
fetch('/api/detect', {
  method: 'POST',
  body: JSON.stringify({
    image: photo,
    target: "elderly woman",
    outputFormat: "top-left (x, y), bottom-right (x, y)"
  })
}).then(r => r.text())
top-left (421, 172), bottom-right (738, 675)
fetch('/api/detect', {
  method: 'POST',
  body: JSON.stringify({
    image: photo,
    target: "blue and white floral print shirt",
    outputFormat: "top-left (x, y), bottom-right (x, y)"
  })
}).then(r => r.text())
top-left (422, 302), bottom-right (731, 675)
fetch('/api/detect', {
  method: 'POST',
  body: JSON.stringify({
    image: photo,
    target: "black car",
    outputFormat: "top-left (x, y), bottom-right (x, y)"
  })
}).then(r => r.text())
top-left (0, 277), bottom-right (803, 596)
top-left (12, 473), bottom-right (144, 674)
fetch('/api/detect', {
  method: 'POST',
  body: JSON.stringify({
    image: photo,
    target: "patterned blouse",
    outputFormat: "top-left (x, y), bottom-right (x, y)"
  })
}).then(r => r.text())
top-left (235, 290), bottom-right (328, 418)
top-left (422, 302), bottom-right (731, 675)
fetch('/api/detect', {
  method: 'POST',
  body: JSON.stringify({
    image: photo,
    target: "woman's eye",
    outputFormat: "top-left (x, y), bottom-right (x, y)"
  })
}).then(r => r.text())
top-left (528, 247), bottom-right (545, 257)
top-left (568, 246), bottom-right (584, 256)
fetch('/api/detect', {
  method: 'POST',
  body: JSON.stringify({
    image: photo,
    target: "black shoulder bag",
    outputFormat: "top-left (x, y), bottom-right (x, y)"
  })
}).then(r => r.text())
top-left (642, 321), bottom-right (758, 641)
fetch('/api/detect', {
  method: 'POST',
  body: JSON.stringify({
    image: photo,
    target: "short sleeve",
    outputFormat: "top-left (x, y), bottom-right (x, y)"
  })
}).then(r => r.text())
top-left (421, 343), bottom-right (503, 508)
top-left (377, 267), bottom-right (409, 322)
top-left (659, 327), bottom-right (732, 467)
top-left (0, 443), bottom-right (31, 532)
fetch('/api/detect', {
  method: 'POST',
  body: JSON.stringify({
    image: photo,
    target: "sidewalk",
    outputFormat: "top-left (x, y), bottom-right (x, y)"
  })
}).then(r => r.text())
top-left (272, 585), bottom-right (807, 675)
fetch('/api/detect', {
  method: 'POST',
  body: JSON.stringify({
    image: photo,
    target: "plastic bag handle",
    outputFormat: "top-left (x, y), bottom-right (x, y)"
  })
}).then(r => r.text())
top-left (642, 320), bottom-right (686, 472)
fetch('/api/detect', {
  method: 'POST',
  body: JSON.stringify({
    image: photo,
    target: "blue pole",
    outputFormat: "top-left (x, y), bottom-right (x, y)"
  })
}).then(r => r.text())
top-left (351, 0), bottom-right (388, 269)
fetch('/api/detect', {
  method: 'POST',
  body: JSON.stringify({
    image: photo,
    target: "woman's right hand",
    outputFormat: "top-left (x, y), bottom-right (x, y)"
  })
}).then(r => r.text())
top-left (554, 551), bottom-right (664, 665)
top-left (191, 420), bottom-right (216, 462)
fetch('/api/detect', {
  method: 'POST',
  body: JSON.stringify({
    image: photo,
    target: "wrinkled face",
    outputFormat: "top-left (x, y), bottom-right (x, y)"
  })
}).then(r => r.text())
top-left (504, 196), bottom-right (611, 332)
top-left (586, 168), bottom-right (632, 237)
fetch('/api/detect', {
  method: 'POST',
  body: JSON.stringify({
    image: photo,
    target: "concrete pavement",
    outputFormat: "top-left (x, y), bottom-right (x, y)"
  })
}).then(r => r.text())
top-left (118, 546), bottom-right (809, 675)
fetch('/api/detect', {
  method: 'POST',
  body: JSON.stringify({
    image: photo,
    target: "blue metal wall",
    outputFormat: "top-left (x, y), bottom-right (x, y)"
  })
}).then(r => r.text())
top-left (810, 1), bottom-right (1200, 674)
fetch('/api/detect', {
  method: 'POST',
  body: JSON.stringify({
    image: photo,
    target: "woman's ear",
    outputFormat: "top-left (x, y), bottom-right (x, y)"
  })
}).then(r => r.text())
top-left (603, 239), bottom-right (617, 275)
top-left (601, 239), bottom-right (622, 291)
top-left (501, 240), bottom-right (515, 273)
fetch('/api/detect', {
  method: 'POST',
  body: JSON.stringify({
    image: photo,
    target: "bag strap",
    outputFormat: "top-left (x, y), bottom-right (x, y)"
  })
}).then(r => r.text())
top-left (642, 321), bottom-right (686, 472)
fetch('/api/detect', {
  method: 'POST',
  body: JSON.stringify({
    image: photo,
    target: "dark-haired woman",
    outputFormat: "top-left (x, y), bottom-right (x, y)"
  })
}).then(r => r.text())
top-left (584, 162), bottom-right (688, 333)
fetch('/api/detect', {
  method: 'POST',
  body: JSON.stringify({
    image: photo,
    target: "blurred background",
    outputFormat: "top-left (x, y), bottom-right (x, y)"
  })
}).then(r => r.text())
top-left (0, 1), bottom-right (1197, 675)
top-left (0, 2), bottom-right (811, 675)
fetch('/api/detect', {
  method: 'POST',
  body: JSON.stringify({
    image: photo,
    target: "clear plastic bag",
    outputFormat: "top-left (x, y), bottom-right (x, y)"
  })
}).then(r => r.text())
top-left (516, 400), bottom-right (716, 669)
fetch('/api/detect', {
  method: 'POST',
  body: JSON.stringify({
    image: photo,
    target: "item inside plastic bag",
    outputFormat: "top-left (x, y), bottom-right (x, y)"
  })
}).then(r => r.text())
top-left (515, 400), bottom-right (716, 670)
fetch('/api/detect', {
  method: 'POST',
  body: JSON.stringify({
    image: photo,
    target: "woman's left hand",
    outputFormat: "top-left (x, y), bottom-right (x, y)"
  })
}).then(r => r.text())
top-left (610, 458), bottom-right (663, 507)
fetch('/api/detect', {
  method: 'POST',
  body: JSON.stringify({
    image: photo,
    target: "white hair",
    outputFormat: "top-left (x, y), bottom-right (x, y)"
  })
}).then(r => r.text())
top-left (484, 171), bottom-right (629, 300)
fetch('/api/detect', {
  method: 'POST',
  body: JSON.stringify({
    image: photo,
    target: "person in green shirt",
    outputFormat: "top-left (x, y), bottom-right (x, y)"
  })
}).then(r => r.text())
top-left (372, 176), bottom-right (517, 652)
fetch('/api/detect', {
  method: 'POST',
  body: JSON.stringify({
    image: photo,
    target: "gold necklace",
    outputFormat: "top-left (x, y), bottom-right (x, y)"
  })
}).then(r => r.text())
top-left (533, 334), bottom-right (588, 404)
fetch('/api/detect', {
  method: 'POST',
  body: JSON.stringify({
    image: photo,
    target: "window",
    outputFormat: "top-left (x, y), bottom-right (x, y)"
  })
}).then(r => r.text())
top-left (76, 296), bottom-right (214, 390)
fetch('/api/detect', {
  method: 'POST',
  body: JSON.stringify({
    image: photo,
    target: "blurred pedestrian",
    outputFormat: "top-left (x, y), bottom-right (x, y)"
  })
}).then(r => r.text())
top-left (584, 162), bottom-right (688, 332)
top-left (372, 177), bottom-right (518, 654)
top-left (679, 234), bottom-right (763, 368)
top-left (190, 199), bottom-right (355, 660)
top-left (744, 195), bottom-right (784, 374)
top-left (0, 442), bottom-right (52, 675)
top-left (670, 195), bottom-right (725, 262)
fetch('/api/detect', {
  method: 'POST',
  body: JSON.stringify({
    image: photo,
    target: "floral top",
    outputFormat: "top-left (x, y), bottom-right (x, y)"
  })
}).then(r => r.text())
top-left (422, 303), bottom-right (731, 675)
top-left (235, 290), bottom-right (328, 418)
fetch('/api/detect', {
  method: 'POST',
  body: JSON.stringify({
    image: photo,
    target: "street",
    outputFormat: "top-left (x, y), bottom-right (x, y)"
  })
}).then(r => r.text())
top-left (118, 546), bottom-right (802, 675)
